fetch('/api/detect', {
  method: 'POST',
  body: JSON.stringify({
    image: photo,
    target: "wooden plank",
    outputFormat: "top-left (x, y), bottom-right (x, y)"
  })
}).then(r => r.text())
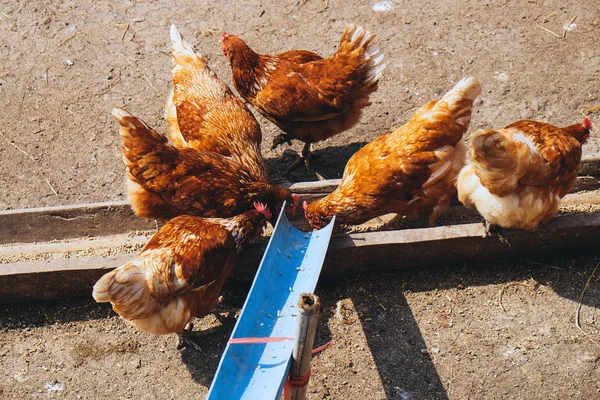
top-left (0, 201), bottom-right (157, 245)
top-left (1, 212), bottom-right (598, 303)
top-left (323, 212), bottom-right (600, 276)
top-left (1, 168), bottom-right (599, 246)
top-left (581, 155), bottom-right (600, 176)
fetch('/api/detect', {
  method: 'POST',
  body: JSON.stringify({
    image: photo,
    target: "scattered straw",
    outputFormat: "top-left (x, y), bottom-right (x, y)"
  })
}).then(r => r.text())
top-left (286, 0), bottom-right (309, 15)
top-left (498, 282), bottom-right (533, 313)
top-left (0, 131), bottom-right (37, 161)
top-left (575, 261), bottom-right (600, 350)
top-left (200, 27), bottom-right (218, 37)
top-left (120, 54), bottom-right (158, 92)
top-left (317, 0), bottom-right (329, 13)
top-left (120, 23), bottom-right (129, 41)
top-left (43, 68), bottom-right (48, 86)
top-left (44, 178), bottom-right (59, 197)
top-left (535, 13), bottom-right (577, 39)
top-left (57, 32), bottom-right (78, 48)
top-left (582, 105), bottom-right (600, 115)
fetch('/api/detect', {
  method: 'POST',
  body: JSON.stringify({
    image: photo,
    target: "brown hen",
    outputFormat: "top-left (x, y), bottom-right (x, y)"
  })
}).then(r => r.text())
top-left (457, 118), bottom-right (592, 230)
top-left (221, 25), bottom-right (385, 170)
top-left (92, 203), bottom-right (271, 337)
top-left (304, 77), bottom-right (481, 229)
top-left (165, 25), bottom-right (266, 182)
top-left (113, 107), bottom-right (298, 221)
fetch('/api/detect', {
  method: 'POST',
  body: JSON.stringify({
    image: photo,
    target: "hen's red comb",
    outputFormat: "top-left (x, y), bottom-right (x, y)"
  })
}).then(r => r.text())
top-left (302, 201), bottom-right (309, 211)
top-left (292, 193), bottom-right (300, 210)
top-left (253, 201), bottom-right (272, 220)
top-left (222, 32), bottom-right (230, 39)
top-left (583, 117), bottom-right (592, 130)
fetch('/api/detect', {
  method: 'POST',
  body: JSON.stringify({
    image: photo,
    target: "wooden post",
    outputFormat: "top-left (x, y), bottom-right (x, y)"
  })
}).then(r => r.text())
top-left (288, 293), bottom-right (320, 400)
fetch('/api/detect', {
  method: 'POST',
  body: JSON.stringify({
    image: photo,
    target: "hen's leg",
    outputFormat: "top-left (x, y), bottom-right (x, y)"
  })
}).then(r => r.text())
top-left (176, 322), bottom-right (213, 351)
top-left (483, 220), bottom-right (500, 236)
top-left (176, 296), bottom-right (225, 351)
top-left (272, 133), bottom-right (293, 150)
top-left (483, 221), bottom-right (510, 244)
top-left (302, 142), bottom-right (312, 170)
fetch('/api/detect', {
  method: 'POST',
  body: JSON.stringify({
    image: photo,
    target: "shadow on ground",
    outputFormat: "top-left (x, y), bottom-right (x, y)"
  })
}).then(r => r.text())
top-left (265, 142), bottom-right (367, 183)
top-left (314, 251), bottom-right (600, 399)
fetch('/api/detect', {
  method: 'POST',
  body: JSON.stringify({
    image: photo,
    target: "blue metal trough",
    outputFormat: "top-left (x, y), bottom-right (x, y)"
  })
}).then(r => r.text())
top-left (207, 202), bottom-right (335, 399)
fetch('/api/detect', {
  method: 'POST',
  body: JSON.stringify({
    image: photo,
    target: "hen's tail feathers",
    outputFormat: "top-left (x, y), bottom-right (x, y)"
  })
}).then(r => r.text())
top-left (437, 77), bottom-right (481, 128)
top-left (170, 24), bottom-right (207, 72)
top-left (92, 262), bottom-right (154, 321)
top-left (112, 107), bottom-right (169, 163)
top-left (339, 25), bottom-right (386, 91)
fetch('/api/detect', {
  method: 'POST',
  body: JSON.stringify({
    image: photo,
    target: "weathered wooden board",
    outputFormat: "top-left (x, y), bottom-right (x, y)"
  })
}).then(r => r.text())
top-left (0, 180), bottom-right (338, 245)
top-left (0, 201), bottom-right (156, 245)
top-left (1, 167), bottom-right (598, 245)
top-left (1, 212), bottom-right (599, 303)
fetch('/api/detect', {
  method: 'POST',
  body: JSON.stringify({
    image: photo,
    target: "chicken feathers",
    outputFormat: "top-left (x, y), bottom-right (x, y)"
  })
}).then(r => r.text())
top-left (304, 77), bottom-right (481, 228)
top-left (92, 207), bottom-right (269, 335)
top-left (221, 25), bottom-right (385, 168)
top-left (457, 118), bottom-right (592, 230)
top-left (166, 25), bottom-right (267, 182)
top-left (114, 107), bottom-right (295, 220)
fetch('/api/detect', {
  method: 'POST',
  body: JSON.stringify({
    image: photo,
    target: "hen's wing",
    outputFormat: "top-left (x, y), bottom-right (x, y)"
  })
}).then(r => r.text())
top-left (328, 77), bottom-right (480, 215)
top-left (277, 50), bottom-right (323, 64)
top-left (472, 120), bottom-right (582, 197)
top-left (114, 107), bottom-right (252, 218)
top-left (341, 138), bottom-right (454, 203)
top-left (168, 25), bottom-right (267, 180)
top-left (142, 216), bottom-right (235, 299)
top-left (469, 128), bottom-right (551, 197)
top-left (255, 26), bottom-right (384, 122)
top-left (374, 76), bottom-right (481, 194)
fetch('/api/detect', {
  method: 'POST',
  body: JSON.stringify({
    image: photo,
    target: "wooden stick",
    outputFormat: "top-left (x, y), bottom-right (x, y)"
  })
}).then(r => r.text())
top-left (288, 293), bottom-right (320, 400)
top-left (57, 32), bottom-right (77, 48)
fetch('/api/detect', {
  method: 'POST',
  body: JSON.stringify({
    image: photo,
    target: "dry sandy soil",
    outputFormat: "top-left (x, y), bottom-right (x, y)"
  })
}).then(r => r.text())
top-left (1, 0), bottom-right (600, 399)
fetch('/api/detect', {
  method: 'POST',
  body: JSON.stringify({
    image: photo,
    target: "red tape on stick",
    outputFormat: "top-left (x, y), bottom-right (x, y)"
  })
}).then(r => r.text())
top-left (283, 369), bottom-right (312, 400)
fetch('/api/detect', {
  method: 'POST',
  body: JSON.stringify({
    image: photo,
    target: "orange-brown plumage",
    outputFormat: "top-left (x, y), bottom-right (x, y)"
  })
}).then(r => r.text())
top-left (304, 77), bottom-right (481, 229)
top-left (113, 107), bottom-right (296, 221)
top-left (92, 206), bottom-right (269, 335)
top-left (221, 26), bottom-right (385, 167)
top-left (166, 25), bottom-right (267, 182)
top-left (457, 118), bottom-right (592, 230)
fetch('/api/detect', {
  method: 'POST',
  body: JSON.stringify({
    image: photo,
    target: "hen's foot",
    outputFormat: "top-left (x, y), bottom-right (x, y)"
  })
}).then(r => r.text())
top-left (176, 322), bottom-right (216, 351)
top-left (271, 134), bottom-right (293, 150)
top-left (484, 221), bottom-right (501, 236)
top-left (284, 143), bottom-right (313, 174)
top-left (483, 221), bottom-right (510, 245)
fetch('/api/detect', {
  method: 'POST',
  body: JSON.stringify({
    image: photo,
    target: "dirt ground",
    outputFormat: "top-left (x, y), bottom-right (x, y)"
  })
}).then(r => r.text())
top-left (2, 255), bottom-right (600, 399)
top-left (1, 0), bottom-right (600, 399)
